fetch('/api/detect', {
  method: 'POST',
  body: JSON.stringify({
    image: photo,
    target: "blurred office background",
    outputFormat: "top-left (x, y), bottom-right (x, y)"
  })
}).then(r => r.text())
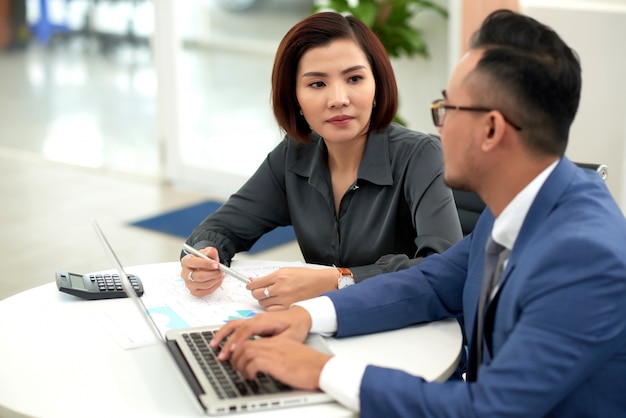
top-left (1, 0), bottom-right (625, 300)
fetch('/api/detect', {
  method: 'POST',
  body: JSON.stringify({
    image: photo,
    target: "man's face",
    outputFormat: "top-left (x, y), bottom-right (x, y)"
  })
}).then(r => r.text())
top-left (438, 50), bottom-right (485, 191)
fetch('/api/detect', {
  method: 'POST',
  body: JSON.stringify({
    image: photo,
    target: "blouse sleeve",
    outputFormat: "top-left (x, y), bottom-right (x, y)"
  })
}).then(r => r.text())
top-left (182, 139), bottom-right (292, 265)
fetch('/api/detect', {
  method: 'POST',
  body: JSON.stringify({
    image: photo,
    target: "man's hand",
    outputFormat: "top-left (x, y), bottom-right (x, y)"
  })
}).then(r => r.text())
top-left (231, 336), bottom-right (333, 390)
top-left (210, 306), bottom-right (312, 360)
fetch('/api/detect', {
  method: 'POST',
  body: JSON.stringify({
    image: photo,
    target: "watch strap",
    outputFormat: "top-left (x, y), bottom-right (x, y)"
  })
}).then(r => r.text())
top-left (336, 267), bottom-right (353, 278)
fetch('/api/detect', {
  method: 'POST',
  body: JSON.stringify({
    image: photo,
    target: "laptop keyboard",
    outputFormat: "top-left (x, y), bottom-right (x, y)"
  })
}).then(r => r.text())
top-left (183, 330), bottom-right (292, 399)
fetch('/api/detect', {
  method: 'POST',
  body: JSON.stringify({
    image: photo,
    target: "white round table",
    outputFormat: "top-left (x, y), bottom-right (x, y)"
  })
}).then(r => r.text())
top-left (0, 261), bottom-right (462, 418)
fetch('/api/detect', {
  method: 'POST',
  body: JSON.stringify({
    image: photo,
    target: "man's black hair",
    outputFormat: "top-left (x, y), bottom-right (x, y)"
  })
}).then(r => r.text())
top-left (471, 10), bottom-right (581, 155)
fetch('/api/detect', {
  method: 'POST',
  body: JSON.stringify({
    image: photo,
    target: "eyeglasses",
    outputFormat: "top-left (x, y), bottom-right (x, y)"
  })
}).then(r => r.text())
top-left (430, 99), bottom-right (522, 131)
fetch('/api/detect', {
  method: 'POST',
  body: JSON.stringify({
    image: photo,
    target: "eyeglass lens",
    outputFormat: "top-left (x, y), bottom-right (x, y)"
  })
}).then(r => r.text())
top-left (431, 101), bottom-right (444, 127)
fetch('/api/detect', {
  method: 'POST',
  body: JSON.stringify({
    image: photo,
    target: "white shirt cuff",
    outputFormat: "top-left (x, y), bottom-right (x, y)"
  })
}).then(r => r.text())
top-left (319, 355), bottom-right (366, 412)
top-left (293, 296), bottom-right (337, 336)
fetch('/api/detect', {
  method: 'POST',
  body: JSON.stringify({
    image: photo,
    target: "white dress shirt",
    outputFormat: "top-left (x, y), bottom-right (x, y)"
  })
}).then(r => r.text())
top-left (295, 160), bottom-right (559, 412)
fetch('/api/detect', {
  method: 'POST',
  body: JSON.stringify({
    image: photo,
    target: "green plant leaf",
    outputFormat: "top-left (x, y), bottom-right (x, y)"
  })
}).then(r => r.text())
top-left (393, 114), bottom-right (407, 126)
top-left (352, 2), bottom-right (378, 27)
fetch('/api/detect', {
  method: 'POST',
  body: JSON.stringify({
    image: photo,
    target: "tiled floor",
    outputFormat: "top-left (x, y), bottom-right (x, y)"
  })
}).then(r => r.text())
top-left (0, 21), bottom-right (305, 301)
top-left (0, 36), bottom-right (159, 175)
top-left (0, 146), bottom-right (303, 301)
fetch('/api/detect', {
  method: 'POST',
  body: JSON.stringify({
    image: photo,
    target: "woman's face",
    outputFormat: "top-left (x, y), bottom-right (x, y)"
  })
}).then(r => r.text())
top-left (296, 38), bottom-right (376, 144)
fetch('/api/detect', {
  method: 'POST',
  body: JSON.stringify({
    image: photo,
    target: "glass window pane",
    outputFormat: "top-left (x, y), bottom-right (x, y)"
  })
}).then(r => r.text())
top-left (175, 0), bottom-right (313, 179)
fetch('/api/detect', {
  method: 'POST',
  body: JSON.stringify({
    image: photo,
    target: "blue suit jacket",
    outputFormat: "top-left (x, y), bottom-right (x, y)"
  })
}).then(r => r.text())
top-left (326, 158), bottom-right (626, 417)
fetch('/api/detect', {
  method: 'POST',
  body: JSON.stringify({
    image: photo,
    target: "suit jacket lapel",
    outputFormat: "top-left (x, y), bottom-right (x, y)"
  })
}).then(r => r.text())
top-left (493, 158), bottom-right (577, 295)
top-left (469, 158), bottom-right (578, 375)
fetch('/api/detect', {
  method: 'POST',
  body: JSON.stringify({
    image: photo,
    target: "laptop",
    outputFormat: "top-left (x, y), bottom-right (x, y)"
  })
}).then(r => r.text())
top-left (91, 220), bottom-right (334, 415)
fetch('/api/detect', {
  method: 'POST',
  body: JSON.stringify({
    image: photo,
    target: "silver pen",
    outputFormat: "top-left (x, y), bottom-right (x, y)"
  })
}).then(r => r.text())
top-left (182, 244), bottom-right (251, 284)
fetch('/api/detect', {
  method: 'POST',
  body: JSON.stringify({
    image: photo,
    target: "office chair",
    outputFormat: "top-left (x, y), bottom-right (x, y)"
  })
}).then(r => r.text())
top-left (453, 162), bottom-right (608, 236)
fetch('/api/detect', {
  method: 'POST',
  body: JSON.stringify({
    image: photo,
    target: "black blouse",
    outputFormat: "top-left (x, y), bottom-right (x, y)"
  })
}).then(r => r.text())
top-left (184, 123), bottom-right (463, 282)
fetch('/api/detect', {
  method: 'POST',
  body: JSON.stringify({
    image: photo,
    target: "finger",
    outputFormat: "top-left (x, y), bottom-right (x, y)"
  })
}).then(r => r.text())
top-left (257, 294), bottom-right (289, 311)
top-left (180, 253), bottom-right (193, 268)
top-left (188, 268), bottom-right (224, 284)
top-left (218, 312), bottom-right (292, 360)
top-left (181, 254), bottom-right (196, 270)
top-left (257, 294), bottom-right (278, 309)
top-left (185, 269), bottom-right (198, 283)
top-left (264, 303), bottom-right (289, 312)
top-left (216, 322), bottom-right (257, 360)
top-left (188, 276), bottom-right (224, 297)
top-left (246, 276), bottom-right (271, 291)
top-left (180, 255), bottom-right (195, 280)
top-left (203, 246), bottom-right (220, 262)
top-left (185, 270), bottom-right (225, 297)
top-left (251, 285), bottom-right (273, 302)
top-left (256, 289), bottom-right (290, 311)
top-left (232, 339), bottom-right (329, 389)
top-left (210, 319), bottom-right (242, 349)
top-left (185, 250), bottom-right (220, 270)
top-left (231, 339), bottom-right (271, 380)
top-left (250, 288), bottom-right (263, 302)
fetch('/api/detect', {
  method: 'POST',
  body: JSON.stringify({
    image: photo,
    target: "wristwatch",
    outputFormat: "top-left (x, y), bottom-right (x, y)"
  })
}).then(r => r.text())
top-left (336, 267), bottom-right (355, 289)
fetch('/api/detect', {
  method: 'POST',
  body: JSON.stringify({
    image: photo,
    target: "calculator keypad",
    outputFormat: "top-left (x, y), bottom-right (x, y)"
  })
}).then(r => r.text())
top-left (90, 273), bottom-right (140, 293)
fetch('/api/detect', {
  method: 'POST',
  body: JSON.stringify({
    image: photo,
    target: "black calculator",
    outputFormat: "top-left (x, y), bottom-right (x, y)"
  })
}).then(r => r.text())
top-left (56, 270), bottom-right (144, 300)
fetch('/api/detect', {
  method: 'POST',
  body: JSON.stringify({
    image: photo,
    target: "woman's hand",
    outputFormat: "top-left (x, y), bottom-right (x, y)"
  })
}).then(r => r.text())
top-left (179, 246), bottom-right (225, 296)
top-left (246, 267), bottom-right (339, 311)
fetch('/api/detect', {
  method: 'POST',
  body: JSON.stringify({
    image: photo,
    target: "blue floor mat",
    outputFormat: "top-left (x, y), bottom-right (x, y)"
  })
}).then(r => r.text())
top-left (129, 200), bottom-right (296, 254)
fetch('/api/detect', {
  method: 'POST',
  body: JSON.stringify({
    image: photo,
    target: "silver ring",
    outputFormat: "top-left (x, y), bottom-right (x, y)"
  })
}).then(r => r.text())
top-left (188, 271), bottom-right (196, 282)
top-left (264, 286), bottom-right (271, 298)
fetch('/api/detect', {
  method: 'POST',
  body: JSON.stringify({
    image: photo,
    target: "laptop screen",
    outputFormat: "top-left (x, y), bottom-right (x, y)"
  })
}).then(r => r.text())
top-left (92, 219), bottom-right (164, 343)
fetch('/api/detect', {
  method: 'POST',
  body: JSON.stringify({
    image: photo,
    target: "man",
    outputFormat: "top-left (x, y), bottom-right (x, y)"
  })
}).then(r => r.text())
top-left (210, 9), bottom-right (626, 417)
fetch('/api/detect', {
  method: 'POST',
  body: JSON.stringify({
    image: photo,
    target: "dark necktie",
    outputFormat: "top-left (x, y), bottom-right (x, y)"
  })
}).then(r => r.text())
top-left (467, 236), bottom-right (510, 381)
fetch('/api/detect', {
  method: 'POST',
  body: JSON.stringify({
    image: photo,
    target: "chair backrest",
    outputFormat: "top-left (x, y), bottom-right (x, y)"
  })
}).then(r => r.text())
top-left (572, 162), bottom-right (608, 181)
top-left (453, 189), bottom-right (485, 236)
top-left (453, 162), bottom-right (608, 236)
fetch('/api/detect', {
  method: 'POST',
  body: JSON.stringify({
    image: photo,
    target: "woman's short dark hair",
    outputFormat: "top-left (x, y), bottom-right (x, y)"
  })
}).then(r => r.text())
top-left (271, 12), bottom-right (398, 143)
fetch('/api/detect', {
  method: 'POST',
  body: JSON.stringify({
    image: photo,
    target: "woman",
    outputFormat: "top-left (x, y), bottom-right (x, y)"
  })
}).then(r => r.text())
top-left (180, 12), bottom-right (462, 311)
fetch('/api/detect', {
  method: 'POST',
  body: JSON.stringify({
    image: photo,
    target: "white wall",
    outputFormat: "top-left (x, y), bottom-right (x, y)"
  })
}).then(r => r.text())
top-left (156, 0), bottom-right (451, 195)
top-left (521, 0), bottom-right (626, 211)
top-left (159, 0), bottom-right (626, 211)
top-left (176, 0), bottom-right (450, 136)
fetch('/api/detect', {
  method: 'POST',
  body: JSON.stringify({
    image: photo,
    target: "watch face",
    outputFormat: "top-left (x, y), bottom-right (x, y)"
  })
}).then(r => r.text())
top-left (338, 276), bottom-right (355, 289)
